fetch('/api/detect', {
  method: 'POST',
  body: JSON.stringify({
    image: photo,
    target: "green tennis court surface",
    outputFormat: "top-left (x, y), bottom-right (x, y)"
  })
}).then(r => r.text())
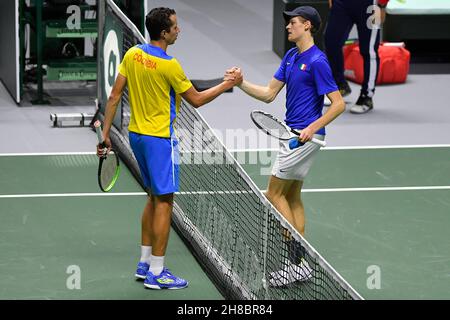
top-left (0, 153), bottom-right (222, 300)
top-left (0, 146), bottom-right (449, 299)
top-left (236, 146), bottom-right (450, 300)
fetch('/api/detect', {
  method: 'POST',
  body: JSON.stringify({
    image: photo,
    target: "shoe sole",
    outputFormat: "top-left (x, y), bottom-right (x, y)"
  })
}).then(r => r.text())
top-left (268, 273), bottom-right (313, 287)
top-left (350, 108), bottom-right (373, 114)
top-left (144, 282), bottom-right (189, 290)
top-left (297, 273), bottom-right (313, 282)
top-left (268, 278), bottom-right (312, 287)
top-left (135, 274), bottom-right (146, 280)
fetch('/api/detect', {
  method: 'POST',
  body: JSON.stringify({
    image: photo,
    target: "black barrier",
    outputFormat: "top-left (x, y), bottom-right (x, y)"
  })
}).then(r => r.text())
top-left (0, 0), bottom-right (20, 103)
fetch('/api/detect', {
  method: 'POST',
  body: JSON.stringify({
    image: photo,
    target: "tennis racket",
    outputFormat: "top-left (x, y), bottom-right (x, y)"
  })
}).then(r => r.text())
top-left (94, 120), bottom-right (120, 192)
top-left (250, 110), bottom-right (326, 149)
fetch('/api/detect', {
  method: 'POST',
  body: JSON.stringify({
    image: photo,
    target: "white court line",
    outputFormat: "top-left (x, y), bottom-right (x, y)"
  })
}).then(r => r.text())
top-left (0, 192), bottom-right (147, 199)
top-left (1, 186), bottom-right (450, 199)
top-left (298, 186), bottom-right (450, 193)
top-left (231, 144), bottom-right (450, 153)
top-left (181, 186), bottom-right (450, 193)
top-left (0, 152), bottom-right (96, 157)
top-left (1, 144), bottom-right (450, 157)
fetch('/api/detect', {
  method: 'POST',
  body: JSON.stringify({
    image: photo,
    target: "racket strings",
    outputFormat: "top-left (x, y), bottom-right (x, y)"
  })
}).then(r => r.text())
top-left (252, 113), bottom-right (291, 140)
top-left (100, 152), bottom-right (119, 190)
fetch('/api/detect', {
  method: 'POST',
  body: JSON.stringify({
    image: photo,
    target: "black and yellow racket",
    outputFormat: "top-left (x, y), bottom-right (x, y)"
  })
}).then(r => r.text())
top-left (94, 120), bottom-right (120, 192)
top-left (250, 110), bottom-right (326, 149)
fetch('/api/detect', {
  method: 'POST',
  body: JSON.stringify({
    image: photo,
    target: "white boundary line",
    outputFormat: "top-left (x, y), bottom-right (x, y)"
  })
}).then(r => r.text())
top-left (2, 186), bottom-right (450, 199)
top-left (300, 186), bottom-right (450, 193)
top-left (1, 144), bottom-right (449, 157)
top-left (0, 152), bottom-right (96, 157)
top-left (0, 192), bottom-right (146, 199)
top-left (177, 186), bottom-right (450, 193)
top-left (230, 144), bottom-right (450, 153)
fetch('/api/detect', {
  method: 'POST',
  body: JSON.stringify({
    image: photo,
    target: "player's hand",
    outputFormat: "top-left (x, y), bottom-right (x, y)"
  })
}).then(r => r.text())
top-left (231, 68), bottom-right (243, 86)
top-left (225, 66), bottom-right (239, 75)
top-left (224, 67), bottom-right (243, 86)
top-left (224, 67), bottom-right (240, 80)
top-left (299, 127), bottom-right (314, 143)
top-left (97, 136), bottom-right (111, 158)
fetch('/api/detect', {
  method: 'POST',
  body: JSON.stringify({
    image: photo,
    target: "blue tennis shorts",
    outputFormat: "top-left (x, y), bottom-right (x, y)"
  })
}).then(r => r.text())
top-left (129, 131), bottom-right (179, 195)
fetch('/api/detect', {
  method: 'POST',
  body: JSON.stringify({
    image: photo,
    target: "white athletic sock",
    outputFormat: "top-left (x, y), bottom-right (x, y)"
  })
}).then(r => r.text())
top-left (140, 246), bottom-right (152, 264)
top-left (149, 255), bottom-right (164, 276)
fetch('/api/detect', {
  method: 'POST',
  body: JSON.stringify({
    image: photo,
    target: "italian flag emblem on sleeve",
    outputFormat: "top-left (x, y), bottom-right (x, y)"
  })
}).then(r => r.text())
top-left (300, 64), bottom-right (307, 71)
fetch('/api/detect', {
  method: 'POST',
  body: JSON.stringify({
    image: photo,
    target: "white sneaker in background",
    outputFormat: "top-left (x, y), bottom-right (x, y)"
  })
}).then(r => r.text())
top-left (290, 258), bottom-right (313, 282)
top-left (350, 94), bottom-right (374, 114)
top-left (268, 259), bottom-right (292, 287)
top-left (268, 259), bottom-right (313, 287)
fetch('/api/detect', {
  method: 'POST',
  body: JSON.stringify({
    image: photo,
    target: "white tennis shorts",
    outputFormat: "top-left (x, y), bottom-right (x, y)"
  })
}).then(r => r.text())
top-left (271, 134), bottom-right (325, 181)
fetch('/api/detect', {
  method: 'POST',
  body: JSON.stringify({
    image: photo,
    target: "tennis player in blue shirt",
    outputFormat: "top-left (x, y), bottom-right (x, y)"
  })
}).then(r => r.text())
top-left (227, 6), bottom-right (345, 286)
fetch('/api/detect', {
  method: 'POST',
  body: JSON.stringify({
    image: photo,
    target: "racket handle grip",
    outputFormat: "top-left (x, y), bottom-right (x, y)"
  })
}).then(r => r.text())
top-left (289, 137), bottom-right (327, 149)
top-left (311, 138), bottom-right (326, 147)
top-left (94, 120), bottom-right (105, 145)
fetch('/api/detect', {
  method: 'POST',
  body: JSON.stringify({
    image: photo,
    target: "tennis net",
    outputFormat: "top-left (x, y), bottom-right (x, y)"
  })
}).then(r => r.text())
top-left (97, 0), bottom-right (362, 300)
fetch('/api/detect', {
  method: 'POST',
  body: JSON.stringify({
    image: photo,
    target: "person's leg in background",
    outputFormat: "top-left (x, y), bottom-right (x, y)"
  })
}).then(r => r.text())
top-left (324, 0), bottom-right (355, 97)
top-left (350, 0), bottom-right (381, 114)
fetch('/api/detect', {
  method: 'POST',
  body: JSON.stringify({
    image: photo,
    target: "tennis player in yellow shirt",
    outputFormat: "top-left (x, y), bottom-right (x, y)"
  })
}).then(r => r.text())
top-left (97, 7), bottom-right (242, 290)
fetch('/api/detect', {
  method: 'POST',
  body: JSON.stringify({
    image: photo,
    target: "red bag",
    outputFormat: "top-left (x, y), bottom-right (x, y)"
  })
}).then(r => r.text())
top-left (343, 42), bottom-right (410, 85)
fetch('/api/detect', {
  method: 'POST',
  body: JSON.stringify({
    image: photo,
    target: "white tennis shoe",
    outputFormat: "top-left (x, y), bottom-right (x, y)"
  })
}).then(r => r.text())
top-left (268, 259), bottom-right (313, 287)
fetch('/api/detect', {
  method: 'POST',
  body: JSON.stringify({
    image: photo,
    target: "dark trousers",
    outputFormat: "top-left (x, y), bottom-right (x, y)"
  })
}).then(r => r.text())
top-left (324, 0), bottom-right (381, 97)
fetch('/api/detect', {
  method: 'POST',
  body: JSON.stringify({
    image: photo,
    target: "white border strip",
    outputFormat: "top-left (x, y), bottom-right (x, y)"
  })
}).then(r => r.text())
top-left (1, 145), bottom-right (449, 157)
top-left (301, 186), bottom-right (450, 193)
top-left (0, 192), bottom-right (146, 199)
top-left (178, 187), bottom-right (450, 194)
top-left (0, 152), bottom-right (96, 157)
top-left (3, 186), bottom-right (448, 199)
top-left (230, 144), bottom-right (450, 153)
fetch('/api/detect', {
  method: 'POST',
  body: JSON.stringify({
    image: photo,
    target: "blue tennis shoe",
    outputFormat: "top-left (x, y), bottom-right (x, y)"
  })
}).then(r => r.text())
top-left (144, 268), bottom-right (188, 290)
top-left (135, 262), bottom-right (150, 280)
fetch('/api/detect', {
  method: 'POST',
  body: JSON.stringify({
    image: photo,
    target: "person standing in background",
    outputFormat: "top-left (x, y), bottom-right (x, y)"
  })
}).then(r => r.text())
top-left (325, 0), bottom-right (389, 114)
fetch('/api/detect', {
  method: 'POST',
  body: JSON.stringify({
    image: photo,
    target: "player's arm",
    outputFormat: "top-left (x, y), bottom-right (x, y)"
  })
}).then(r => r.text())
top-left (181, 78), bottom-right (239, 108)
top-left (97, 74), bottom-right (127, 155)
top-left (299, 90), bottom-right (345, 142)
top-left (238, 77), bottom-right (285, 104)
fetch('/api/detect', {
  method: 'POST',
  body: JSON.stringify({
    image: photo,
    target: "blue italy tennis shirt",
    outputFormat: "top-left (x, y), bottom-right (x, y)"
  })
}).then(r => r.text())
top-left (274, 45), bottom-right (337, 135)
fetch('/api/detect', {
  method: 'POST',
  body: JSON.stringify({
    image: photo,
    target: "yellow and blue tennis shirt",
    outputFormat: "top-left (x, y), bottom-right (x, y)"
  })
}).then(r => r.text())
top-left (118, 44), bottom-right (192, 138)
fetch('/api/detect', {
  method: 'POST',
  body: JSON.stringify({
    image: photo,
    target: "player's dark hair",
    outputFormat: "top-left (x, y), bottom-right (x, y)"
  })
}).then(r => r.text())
top-left (298, 16), bottom-right (320, 35)
top-left (145, 7), bottom-right (176, 41)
